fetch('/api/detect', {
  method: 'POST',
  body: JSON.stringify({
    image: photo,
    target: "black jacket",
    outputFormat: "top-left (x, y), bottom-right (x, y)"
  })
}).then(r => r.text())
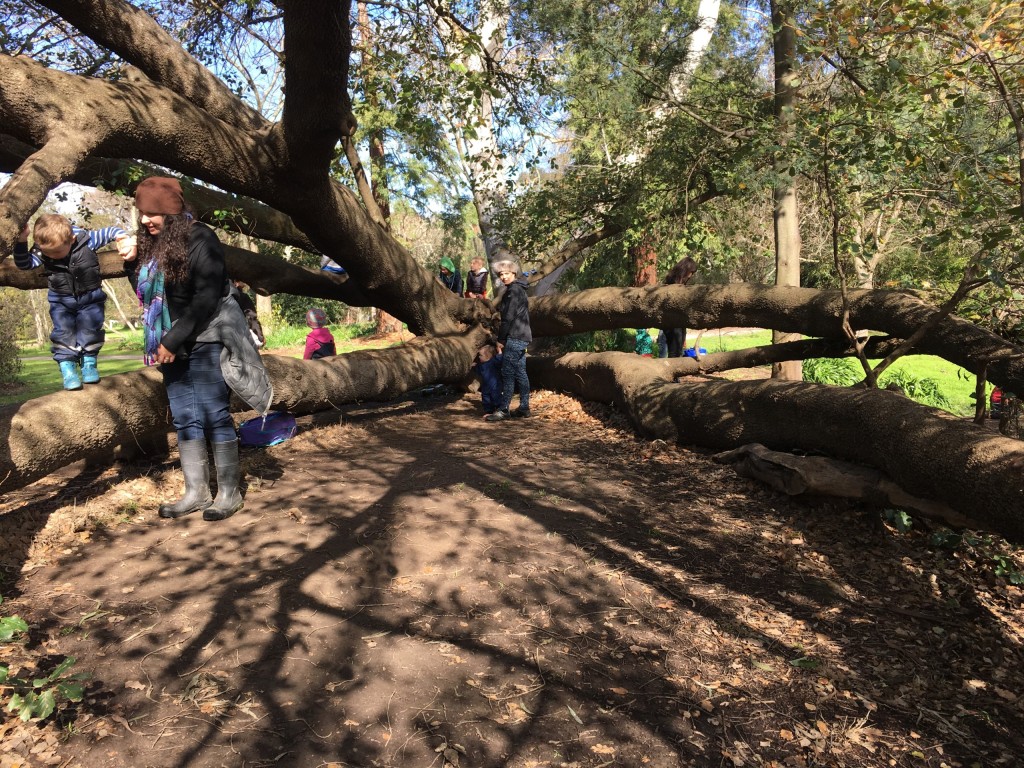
top-left (466, 268), bottom-right (489, 296)
top-left (128, 223), bottom-right (231, 354)
top-left (497, 276), bottom-right (532, 345)
top-left (17, 231), bottom-right (102, 296)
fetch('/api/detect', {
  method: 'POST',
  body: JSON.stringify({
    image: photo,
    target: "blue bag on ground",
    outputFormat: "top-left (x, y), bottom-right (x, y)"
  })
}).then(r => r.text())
top-left (239, 411), bottom-right (297, 447)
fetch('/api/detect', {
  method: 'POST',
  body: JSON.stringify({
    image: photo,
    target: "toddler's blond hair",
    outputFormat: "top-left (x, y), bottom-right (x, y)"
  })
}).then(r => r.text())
top-left (33, 214), bottom-right (74, 249)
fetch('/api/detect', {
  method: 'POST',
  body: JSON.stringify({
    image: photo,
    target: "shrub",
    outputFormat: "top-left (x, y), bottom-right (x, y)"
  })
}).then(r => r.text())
top-left (0, 289), bottom-right (26, 384)
top-left (878, 369), bottom-right (954, 411)
top-left (802, 357), bottom-right (860, 386)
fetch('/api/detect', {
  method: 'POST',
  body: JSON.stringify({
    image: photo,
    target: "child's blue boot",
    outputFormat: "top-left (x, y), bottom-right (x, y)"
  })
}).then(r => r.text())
top-left (58, 361), bottom-right (82, 391)
top-left (81, 355), bottom-right (100, 384)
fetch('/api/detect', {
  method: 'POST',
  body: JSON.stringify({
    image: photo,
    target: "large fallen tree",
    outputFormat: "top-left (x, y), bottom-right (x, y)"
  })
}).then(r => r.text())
top-left (2, 1), bottom-right (1023, 542)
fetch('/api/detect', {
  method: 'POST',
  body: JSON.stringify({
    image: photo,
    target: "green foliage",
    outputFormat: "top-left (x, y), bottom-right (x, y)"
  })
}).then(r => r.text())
top-left (0, 289), bottom-right (27, 385)
top-left (0, 596), bottom-right (87, 722)
top-left (877, 369), bottom-right (955, 412)
top-left (537, 328), bottom-right (635, 355)
top-left (802, 357), bottom-right (860, 387)
top-left (0, 597), bottom-right (28, 643)
top-left (929, 532), bottom-right (1024, 586)
top-left (802, 357), bottom-right (959, 412)
top-left (882, 508), bottom-right (914, 534)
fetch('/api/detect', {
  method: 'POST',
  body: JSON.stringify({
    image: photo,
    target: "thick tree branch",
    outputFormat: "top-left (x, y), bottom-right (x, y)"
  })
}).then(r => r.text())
top-left (527, 284), bottom-right (1024, 392)
top-left (0, 55), bottom-right (272, 201)
top-left (278, 0), bottom-right (355, 171)
top-left (0, 136), bottom-right (99, 245)
top-left (0, 135), bottom-right (317, 252)
top-left (38, 0), bottom-right (267, 132)
top-left (0, 243), bottom-right (373, 306)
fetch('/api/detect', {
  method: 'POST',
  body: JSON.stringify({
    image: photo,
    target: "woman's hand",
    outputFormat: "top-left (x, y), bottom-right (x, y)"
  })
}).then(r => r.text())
top-left (155, 344), bottom-right (175, 365)
top-left (116, 234), bottom-right (137, 262)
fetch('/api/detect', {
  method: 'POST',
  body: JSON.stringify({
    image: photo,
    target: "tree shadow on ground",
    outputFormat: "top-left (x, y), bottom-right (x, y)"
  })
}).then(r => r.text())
top-left (3, 392), bottom-right (1022, 768)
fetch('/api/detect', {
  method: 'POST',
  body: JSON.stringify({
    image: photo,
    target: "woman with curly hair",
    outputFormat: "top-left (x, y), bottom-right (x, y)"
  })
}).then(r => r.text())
top-left (127, 177), bottom-right (271, 522)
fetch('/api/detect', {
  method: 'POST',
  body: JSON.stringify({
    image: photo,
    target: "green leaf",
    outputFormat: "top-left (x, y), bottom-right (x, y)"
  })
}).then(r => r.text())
top-left (35, 689), bottom-right (56, 720)
top-left (8, 692), bottom-right (26, 716)
top-left (0, 615), bottom-right (29, 642)
top-left (0, 663), bottom-right (8, 683)
top-left (57, 682), bottom-right (85, 702)
top-left (47, 656), bottom-right (77, 681)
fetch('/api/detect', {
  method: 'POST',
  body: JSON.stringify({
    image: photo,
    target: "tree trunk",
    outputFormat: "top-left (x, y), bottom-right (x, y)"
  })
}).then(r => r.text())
top-left (375, 309), bottom-right (403, 336)
top-left (770, 0), bottom-right (803, 381)
top-left (28, 288), bottom-right (48, 345)
top-left (632, 236), bottom-right (658, 287)
top-left (256, 293), bottom-right (273, 336)
top-left (525, 284), bottom-right (1024, 394)
top-left (0, 331), bottom-right (486, 494)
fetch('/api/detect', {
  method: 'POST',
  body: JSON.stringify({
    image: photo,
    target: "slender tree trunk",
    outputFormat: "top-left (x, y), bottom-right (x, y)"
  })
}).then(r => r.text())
top-left (770, 0), bottom-right (803, 380)
top-left (28, 289), bottom-right (48, 345)
top-left (256, 294), bottom-right (273, 335)
top-left (632, 236), bottom-right (659, 287)
top-left (102, 279), bottom-right (137, 331)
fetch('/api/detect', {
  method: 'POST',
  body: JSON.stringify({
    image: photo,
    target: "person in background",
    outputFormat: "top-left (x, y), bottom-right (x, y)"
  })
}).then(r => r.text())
top-left (303, 307), bottom-right (336, 359)
top-left (126, 176), bottom-right (272, 522)
top-left (635, 328), bottom-right (655, 357)
top-left (485, 260), bottom-right (532, 422)
top-left (659, 256), bottom-right (698, 358)
top-left (465, 256), bottom-right (489, 298)
top-left (12, 213), bottom-right (129, 390)
top-left (438, 257), bottom-right (463, 295)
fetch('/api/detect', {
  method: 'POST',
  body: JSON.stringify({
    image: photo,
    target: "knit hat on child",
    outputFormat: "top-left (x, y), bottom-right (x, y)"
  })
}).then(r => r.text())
top-left (305, 308), bottom-right (328, 328)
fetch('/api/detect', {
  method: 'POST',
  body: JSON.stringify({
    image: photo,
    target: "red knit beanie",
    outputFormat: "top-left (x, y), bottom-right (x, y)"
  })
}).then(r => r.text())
top-left (135, 177), bottom-right (184, 215)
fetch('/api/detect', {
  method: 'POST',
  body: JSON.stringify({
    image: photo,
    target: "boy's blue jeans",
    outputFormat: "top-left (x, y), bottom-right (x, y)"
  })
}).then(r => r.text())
top-left (48, 288), bottom-right (106, 363)
top-left (499, 338), bottom-right (530, 412)
top-left (161, 342), bottom-right (236, 442)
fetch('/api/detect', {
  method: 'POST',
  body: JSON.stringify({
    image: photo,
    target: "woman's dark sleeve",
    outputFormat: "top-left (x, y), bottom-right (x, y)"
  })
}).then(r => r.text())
top-left (160, 226), bottom-right (227, 353)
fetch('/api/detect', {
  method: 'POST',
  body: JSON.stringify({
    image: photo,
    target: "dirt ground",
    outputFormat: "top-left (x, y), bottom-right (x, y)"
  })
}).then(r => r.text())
top-left (2, 365), bottom-right (1024, 767)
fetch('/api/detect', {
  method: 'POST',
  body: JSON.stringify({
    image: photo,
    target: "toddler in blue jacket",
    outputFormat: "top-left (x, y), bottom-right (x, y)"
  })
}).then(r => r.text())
top-left (473, 343), bottom-right (504, 417)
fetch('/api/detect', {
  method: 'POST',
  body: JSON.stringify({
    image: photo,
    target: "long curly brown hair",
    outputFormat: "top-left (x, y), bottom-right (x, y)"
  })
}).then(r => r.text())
top-left (136, 210), bottom-right (194, 284)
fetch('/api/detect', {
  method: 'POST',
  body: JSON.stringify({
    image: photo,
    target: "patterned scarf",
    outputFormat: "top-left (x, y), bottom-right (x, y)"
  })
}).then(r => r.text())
top-left (137, 259), bottom-right (171, 366)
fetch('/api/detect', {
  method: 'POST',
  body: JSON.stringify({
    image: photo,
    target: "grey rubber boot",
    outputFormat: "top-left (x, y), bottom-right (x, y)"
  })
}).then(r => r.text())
top-left (158, 439), bottom-right (213, 519)
top-left (204, 439), bottom-right (244, 521)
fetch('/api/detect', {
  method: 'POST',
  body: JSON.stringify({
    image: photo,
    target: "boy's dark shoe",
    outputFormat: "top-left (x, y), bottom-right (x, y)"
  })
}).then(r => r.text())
top-left (485, 409), bottom-right (511, 422)
top-left (511, 408), bottom-right (531, 418)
